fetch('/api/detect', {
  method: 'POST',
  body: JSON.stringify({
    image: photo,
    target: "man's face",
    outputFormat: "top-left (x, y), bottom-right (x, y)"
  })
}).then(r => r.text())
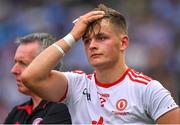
top-left (83, 19), bottom-right (125, 69)
top-left (11, 42), bottom-right (40, 95)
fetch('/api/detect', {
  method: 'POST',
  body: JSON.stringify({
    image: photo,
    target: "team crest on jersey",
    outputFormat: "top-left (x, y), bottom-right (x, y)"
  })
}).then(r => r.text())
top-left (116, 99), bottom-right (127, 111)
top-left (32, 118), bottom-right (43, 125)
top-left (112, 99), bottom-right (129, 115)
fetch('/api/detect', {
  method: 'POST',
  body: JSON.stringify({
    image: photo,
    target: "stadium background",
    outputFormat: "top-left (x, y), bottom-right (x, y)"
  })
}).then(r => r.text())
top-left (0, 0), bottom-right (179, 122)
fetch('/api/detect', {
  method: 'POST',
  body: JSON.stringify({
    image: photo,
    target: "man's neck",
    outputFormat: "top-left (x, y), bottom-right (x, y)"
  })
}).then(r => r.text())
top-left (95, 63), bottom-right (128, 84)
top-left (31, 93), bottom-right (42, 109)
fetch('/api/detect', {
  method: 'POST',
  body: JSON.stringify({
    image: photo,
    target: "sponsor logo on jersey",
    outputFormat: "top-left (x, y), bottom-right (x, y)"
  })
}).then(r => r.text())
top-left (98, 92), bottom-right (110, 107)
top-left (83, 88), bottom-right (91, 101)
top-left (92, 116), bottom-right (104, 125)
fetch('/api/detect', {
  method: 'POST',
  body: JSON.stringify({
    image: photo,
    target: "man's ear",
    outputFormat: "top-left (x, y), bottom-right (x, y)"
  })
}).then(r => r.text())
top-left (120, 35), bottom-right (128, 51)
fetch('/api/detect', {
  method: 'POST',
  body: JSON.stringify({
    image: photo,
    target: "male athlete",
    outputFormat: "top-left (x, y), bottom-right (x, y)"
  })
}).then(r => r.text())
top-left (21, 4), bottom-right (180, 124)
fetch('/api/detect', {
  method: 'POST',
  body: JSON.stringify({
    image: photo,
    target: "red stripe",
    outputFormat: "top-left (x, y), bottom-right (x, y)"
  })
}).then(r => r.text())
top-left (130, 69), bottom-right (151, 81)
top-left (95, 68), bottom-right (131, 88)
top-left (127, 73), bottom-right (148, 85)
top-left (87, 74), bottom-right (93, 79)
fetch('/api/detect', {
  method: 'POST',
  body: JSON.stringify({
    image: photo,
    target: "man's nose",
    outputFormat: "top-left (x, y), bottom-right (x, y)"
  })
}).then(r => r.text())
top-left (89, 39), bottom-right (98, 50)
top-left (11, 64), bottom-right (20, 75)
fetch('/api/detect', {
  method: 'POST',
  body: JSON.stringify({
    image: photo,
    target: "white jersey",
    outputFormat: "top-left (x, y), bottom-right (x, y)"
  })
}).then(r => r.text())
top-left (62, 68), bottom-right (178, 124)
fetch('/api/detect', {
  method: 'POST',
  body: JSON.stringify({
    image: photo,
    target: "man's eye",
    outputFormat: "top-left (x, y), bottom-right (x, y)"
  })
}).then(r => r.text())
top-left (97, 36), bottom-right (106, 41)
top-left (83, 39), bottom-right (90, 44)
top-left (19, 61), bottom-right (28, 66)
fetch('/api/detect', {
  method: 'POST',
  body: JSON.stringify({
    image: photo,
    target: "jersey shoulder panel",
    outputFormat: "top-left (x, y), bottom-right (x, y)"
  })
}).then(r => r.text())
top-left (65, 70), bottom-right (94, 81)
top-left (127, 69), bottom-right (152, 85)
top-left (143, 80), bottom-right (178, 120)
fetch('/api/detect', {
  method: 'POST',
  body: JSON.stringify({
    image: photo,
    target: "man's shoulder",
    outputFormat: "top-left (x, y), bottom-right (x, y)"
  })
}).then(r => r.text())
top-left (10, 99), bottom-right (31, 111)
top-left (41, 101), bottom-right (72, 124)
top-left (127, 68), bottom-right (153, 86)
top-left (46, 102), bottom-right (69, 113)
top-left (64, 70), bottom-right (94, 81)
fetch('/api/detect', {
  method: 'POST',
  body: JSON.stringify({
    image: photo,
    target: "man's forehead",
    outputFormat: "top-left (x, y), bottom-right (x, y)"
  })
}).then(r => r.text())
top-left (83, 20), bottom-right (113, 38)
top-left (17, 42), bottom-right (40, 51)
top-left (93, 19), bottom-right (111, 30)
top-left (15, 42), bottom-right (40, 57)
top-left (83, 22), bottom-right (115, 38)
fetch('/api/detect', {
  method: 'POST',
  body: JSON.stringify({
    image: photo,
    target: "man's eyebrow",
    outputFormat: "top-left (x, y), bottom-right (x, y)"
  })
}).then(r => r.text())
top-left (94, 32), bottom-right (107, 37)
top-left (82, 35), bottom-right (88, 41)
top-left (82, 32), bottom-right (107, 39)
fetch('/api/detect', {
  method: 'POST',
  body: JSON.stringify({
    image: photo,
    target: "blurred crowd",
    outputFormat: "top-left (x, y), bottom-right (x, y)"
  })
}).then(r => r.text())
top-left (0, 0), bottom-right (179, 122)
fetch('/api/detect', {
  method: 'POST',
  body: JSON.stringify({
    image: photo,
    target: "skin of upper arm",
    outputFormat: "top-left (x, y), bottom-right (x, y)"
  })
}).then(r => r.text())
top-left (156, 107), bottom-right (180, 124)
top-left (25, 70), bottom-right (68, 102)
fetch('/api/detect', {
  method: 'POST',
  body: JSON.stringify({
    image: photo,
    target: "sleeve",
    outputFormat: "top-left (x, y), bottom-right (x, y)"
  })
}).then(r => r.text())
top-left (143, 80), bottom-right (179, 120)
top-left (4, 106), bottom-right (17, 124)
top-left (63, 71), bottom-right (87, 104)
top-left (41, 103), bottom-right (72, 124)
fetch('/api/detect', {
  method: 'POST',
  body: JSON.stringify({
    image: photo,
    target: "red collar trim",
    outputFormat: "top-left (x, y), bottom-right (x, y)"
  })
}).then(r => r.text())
top-left (95, 68), bottom-right (130, 88)
top-left (17, 104), bottom-right (33, 115)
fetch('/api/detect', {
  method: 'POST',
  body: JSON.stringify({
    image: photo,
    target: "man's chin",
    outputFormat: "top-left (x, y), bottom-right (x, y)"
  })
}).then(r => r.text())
top-left (18, 88), bottom-right (29, 95)
top-left (90, 60), bottom-right (101, 66)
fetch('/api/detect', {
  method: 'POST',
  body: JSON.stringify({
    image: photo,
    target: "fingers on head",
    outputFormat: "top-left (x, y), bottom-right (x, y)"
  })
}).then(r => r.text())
top-left (79, 11), bottom-right (105, 24)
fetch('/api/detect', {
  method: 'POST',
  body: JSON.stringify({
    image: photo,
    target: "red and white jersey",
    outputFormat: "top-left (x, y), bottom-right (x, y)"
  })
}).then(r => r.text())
top-left (63, 68), bottom-right (178, 124)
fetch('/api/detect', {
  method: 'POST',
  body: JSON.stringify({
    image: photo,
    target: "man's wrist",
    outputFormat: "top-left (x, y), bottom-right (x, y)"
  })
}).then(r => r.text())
top-left (63, 33), bottom-right (76, 47)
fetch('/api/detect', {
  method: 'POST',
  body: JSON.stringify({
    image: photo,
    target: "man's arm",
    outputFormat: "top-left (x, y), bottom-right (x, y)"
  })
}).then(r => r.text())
top-left (157, 108), bottom-right (180, 124)
top-left (21, 11), bottom-right (105, 102)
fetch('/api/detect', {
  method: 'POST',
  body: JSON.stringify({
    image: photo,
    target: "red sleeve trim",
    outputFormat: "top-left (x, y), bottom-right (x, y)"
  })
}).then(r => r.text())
top-left (72, 70), bottom-right (85, 74)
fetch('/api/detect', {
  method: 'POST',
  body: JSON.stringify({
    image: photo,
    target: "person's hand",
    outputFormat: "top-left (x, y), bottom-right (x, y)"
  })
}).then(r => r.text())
top-left (70, 11), bottom-right (105, 41)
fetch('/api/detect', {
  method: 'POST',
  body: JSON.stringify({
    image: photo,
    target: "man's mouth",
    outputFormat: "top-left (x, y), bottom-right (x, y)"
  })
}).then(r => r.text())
top-left (91, 53), bottom-right (102, 58)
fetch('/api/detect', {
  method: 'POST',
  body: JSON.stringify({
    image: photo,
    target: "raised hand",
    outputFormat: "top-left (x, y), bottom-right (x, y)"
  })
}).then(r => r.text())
top-left (70, 11), bottom-right (105, 41)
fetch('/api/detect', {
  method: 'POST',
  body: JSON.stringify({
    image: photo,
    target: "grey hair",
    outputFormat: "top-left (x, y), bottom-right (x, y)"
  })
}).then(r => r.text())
top-left (16, 33), bottom-right (66, 71)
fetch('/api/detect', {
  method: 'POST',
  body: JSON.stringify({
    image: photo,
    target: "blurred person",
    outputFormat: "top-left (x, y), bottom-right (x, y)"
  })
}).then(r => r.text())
top-left (21, 4), bottom-right (180, 124)
top-left (4, 33), bottom-right (71, 124)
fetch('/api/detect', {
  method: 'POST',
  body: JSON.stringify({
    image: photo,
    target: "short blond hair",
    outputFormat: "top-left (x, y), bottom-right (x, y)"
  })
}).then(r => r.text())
top-left (83, 4), bottom-right (127, 39)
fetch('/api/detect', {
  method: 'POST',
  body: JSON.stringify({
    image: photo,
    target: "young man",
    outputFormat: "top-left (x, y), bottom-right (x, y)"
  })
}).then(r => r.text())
top-left (21, 5), bottom-right (180, 124)
top-left (4, 33), bottom-right (71, 124)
